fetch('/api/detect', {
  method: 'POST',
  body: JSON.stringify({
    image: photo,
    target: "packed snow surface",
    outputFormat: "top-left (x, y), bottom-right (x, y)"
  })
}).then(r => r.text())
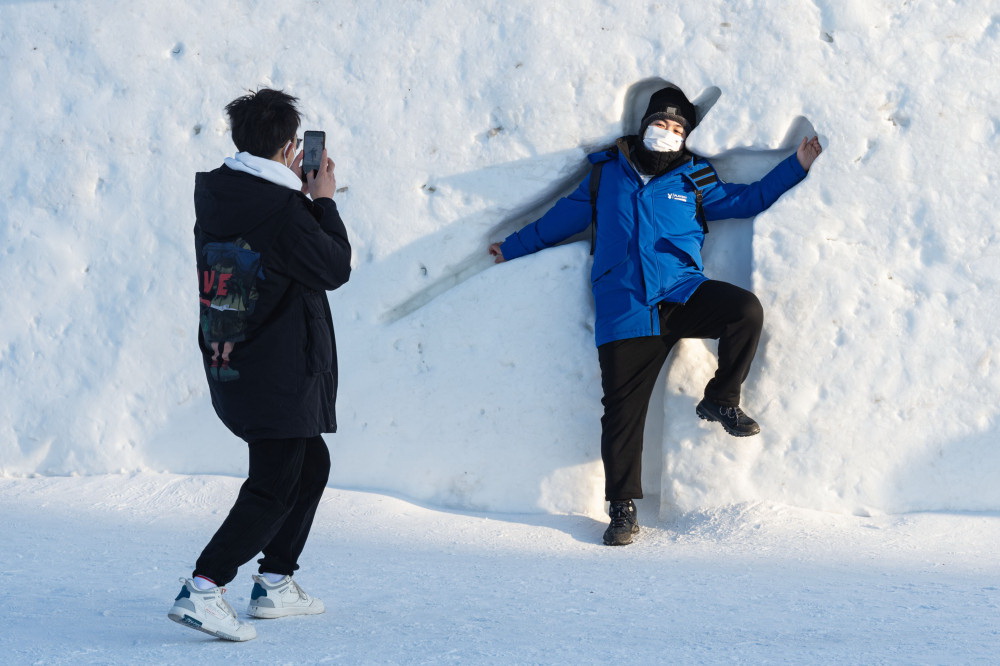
top-left (3, 475), bottom-right (1000, 664)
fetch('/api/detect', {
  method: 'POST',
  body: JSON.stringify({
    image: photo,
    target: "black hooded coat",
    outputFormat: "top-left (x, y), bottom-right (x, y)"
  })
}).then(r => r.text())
top-left (193, 165), bottom-right (352, 442)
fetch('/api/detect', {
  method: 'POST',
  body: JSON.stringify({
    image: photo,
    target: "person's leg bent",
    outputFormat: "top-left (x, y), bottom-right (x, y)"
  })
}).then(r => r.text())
top-left (710, 287), bottom-right (763, 405)
top-left (663, 280), bottom-right (763, 406)
top-left (193, 438), bottom-right (308, 585)
top-left (598, 337), bottom-right (669, 501)
top-left (258, 435), bottom-right (331, 576)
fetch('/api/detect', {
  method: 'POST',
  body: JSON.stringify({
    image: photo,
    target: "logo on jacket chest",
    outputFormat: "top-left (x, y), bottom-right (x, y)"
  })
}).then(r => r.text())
top-left (667, 193), bottom-right (689, 203)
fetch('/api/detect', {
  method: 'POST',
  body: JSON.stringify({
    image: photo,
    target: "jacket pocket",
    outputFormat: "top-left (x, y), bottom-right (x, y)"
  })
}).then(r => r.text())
top-left (591, 241), bottom-right (629, 284)
top-left (303, 291), bottom-right (333, 374)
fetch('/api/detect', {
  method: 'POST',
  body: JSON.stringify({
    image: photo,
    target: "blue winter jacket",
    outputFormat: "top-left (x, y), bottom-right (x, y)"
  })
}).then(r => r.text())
top-left (500, 141), bottom-right (807, 347)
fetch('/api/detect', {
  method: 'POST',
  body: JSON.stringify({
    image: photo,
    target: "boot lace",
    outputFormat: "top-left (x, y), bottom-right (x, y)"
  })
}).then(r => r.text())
top-left (609, 502), bottom-right (633, 528)
top-left (289, 578), bottom-right (309, 601)
top-left (216, 588), bottom-right (239, 617)
top-left (721, 406), bottom-right (746, 421)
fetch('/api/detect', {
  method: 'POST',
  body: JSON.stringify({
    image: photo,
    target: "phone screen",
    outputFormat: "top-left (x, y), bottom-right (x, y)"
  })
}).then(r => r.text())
top-left (302, 131), bottom-right (325, 176)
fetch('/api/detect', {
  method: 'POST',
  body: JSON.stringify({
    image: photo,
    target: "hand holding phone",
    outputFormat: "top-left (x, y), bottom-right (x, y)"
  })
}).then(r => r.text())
top-left (305, 149), bottom-right (337, 200)
top-left (301, 130), bottom-right (325, 178)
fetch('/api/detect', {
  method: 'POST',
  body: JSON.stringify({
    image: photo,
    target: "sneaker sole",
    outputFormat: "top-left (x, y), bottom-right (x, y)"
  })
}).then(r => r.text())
top-left (696, 406), bottom-right (760, 437)
top-left (168, 609), bottom-right (256, 642)
top-left (247, 604), bottom-right (325, 619)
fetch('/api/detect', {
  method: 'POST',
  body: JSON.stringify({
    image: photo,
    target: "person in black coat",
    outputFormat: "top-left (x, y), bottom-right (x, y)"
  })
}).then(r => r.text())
top-left (168, 89), bottom-right (351, 642)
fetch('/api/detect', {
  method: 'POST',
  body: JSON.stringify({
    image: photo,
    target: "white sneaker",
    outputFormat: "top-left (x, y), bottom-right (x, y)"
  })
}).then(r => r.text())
top-left (247, 574), bottom-right (325, 619)
top-left (167, 578), bottom-right (257, 641)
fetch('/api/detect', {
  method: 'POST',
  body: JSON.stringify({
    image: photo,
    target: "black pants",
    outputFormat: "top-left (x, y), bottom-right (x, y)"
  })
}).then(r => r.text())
top-left (598, 280), bottom-right (763, 501)
top-left (193, 435), bottom-right (330, 586)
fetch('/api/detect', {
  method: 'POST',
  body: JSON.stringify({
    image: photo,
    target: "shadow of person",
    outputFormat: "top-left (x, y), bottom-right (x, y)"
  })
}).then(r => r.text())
top-left (701, 114), bottom-right (818, 288)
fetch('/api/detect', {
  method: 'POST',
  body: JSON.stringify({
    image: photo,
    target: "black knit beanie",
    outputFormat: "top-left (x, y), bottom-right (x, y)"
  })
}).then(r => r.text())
top-left (640, 86), bottom-right (697, 135)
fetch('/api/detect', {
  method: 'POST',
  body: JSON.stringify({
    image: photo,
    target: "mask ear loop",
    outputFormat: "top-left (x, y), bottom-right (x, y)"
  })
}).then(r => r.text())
top-left (283, 140), bottom-right (295, 168)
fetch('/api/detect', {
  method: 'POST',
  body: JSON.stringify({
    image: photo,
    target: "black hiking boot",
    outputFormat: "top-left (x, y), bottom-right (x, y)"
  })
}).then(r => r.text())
top-left (696, 399), bottom-right (761, 437)
top-left (603, 499), bottom-right (639, 546)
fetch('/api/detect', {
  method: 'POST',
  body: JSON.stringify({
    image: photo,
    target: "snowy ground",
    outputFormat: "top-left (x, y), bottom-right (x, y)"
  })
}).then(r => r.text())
top-left (4, 474), bottom-right (999, 664)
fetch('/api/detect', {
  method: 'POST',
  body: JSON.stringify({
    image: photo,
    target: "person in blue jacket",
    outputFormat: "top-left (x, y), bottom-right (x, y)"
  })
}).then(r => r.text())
top-left (488, 86), bottom-right (822, 546)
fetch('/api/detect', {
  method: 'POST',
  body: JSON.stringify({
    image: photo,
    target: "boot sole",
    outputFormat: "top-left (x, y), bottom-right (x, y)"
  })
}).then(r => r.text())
top-left (696, 406), bottom-right (760, 437)
top-left (603, 524), bottom-right (640, 546)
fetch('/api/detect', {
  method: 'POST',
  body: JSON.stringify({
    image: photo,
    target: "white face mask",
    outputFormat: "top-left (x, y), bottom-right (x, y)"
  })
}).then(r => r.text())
top-left (643, 125), bottom-right (685, 153)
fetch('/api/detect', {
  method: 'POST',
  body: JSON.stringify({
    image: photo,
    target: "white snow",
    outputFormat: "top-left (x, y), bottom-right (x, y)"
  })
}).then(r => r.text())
top-left (4, 474), bottom-right (1000, 663)
top-left (2, 0), bottom-right (1000, 661)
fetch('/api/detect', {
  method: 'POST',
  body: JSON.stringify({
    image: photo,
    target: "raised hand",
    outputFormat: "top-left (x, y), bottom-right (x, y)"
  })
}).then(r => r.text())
top-left (797, 136), bottom-right (823, 171)
top-left (306, 149), bottom-right (337, 200)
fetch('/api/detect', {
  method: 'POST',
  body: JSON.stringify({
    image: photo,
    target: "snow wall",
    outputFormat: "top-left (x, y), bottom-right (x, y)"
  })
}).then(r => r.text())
top-left (2, 1), bottom-right (999, 519)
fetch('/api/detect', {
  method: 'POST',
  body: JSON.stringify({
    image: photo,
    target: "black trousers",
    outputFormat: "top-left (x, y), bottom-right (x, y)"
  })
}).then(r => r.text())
top-left (598, 280), bottom-right (763, 501)
top-left (193, 435), bottom-right (330, 586)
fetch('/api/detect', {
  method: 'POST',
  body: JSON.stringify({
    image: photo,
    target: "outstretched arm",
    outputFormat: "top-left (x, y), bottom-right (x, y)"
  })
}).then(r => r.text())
top-left (702, 136), bottom-right (822, 221)
top-left (488, 173), bottom-right (594, 263)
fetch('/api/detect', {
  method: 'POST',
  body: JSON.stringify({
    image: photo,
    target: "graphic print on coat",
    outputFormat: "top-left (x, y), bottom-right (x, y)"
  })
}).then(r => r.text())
top-left (199, 238), bottom-right (264, 382)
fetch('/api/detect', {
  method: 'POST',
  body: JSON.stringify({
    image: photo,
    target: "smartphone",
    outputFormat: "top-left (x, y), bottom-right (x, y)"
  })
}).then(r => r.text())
top-left (301, 130), bottom-right (325, 178)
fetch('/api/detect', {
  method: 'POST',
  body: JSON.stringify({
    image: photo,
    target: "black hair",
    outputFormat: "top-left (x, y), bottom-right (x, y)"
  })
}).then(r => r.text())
top-left (224, 88), bottom-right (301, 158)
